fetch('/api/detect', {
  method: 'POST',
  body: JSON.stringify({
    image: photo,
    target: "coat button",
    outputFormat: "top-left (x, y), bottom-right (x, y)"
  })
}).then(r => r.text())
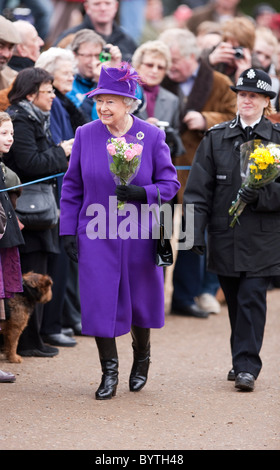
top-left (7, 211), bottom-right (12, 219)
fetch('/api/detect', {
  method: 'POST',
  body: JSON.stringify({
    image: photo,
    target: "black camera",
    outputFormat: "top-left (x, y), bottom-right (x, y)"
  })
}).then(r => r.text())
top-left (99, 47), bottom-right (111, 63)
top-left (234, 47), bottom-right (244, 59)
top-left (156, 121), bottom-right (185, 157)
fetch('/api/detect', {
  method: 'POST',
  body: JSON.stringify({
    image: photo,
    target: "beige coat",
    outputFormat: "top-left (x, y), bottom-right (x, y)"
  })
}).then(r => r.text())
top-left (162, 61), bottom-right (237, 203)
top-left (0, 66), bottom-right (17, 92)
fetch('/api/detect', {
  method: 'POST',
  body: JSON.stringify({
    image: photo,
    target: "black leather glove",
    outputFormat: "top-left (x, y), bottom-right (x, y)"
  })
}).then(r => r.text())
top-left (62, 235), bottom-right (78, 263)
top-left (191, 245), bottom-right (205, 256)
top-left (115, 184), bottom-right (147, 202)
top-left (239, 186), bottom-right (259, 204)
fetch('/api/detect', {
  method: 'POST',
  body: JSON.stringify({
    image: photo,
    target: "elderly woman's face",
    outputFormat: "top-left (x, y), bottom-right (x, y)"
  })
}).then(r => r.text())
top-left (138, 52), bottom-right (167, 86)
top-left (53, 60), bottom-right (74, 95)
top-left (96, 94), bottom-right (130, 127)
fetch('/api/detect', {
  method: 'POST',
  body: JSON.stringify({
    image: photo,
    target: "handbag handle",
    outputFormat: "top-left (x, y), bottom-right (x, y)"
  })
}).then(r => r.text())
top-left (156, 185), bottom-right (161, 207)
top-left (155, 186), bottom-right (173, 266)
top-left (156, 186), bottom-right (164, 227)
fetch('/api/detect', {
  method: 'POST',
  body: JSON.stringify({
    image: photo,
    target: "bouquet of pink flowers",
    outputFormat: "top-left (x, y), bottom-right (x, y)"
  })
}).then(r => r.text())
top-left (229, 140), bottom-right (280, 227)
top-left (107, 134), bottom-right (144, 209)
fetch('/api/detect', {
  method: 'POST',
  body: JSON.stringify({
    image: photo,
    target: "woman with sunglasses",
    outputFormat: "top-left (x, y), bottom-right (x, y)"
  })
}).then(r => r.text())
top-left (132, 40), bottom-right (184, 158)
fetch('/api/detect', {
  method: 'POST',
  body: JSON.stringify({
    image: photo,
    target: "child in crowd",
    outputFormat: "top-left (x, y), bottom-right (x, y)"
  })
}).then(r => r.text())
top-left (0, 111), bottom-right (24, 383)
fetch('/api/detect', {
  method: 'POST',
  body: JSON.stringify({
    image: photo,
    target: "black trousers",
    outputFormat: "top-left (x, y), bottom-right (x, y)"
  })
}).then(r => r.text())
top-left (218, 274), bottom-right (270, 379)
top-left (18, 251), bottom-right (48, 351)
top-left (41, 242), bottom-right (68, 335)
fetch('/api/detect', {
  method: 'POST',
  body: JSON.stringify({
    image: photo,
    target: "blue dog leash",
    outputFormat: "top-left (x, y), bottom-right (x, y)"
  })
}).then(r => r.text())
top-left (0, 172), bottom-right (65, 193)
top-left (0, 166), bottom-right (191, 193)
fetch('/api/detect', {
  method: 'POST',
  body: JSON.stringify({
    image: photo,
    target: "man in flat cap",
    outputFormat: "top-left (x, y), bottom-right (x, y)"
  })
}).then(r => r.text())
top-left (0, 15), bottom-right (21, 90)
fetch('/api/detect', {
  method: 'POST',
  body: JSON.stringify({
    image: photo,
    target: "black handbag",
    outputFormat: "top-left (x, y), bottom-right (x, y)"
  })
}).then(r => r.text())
top-left (155, 187), bottom-right (173, 267)
top-left (15, 182), bottom-right (58, 231)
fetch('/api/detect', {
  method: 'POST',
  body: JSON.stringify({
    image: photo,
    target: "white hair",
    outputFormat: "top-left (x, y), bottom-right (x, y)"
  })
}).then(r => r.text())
top-left (159, 28), bottom-right (201, 59)
top-left (123, 97), bottom-right (142, 113)
top-left (35, 47), bottom-right (75, 74)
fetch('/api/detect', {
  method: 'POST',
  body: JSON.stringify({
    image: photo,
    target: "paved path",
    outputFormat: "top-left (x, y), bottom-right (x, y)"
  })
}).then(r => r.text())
top-left (1, 283), bottom-right (279, 451)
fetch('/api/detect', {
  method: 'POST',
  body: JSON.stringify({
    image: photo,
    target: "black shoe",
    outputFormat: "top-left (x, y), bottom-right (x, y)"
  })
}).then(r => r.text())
top-left (42, 333), bottom-right (77, 347)
top-left (95, 359), bottom-right (119, 400)
top-left (129, 326), bottom-right (150, 392)
top-left (62, 323), bottom-right (82, 336)
top-left (171, 303), bottom-right (209, 318)
top-left (42, 344), bottom-right (59, 355)
top-left (235, 372), bottom-right (255, 391)
top-left (227, 368), bottom-right (235, 381)
top-left (61, 327), bottom-right (74, 337)
top-left (18, 347), bottom-right (59, 357)
top-left (129, 356), bottom-right (150, 392)
top-left (0, 370), bottom-right (16, 382)
top-left (73, 322), bottom-right (82, 336)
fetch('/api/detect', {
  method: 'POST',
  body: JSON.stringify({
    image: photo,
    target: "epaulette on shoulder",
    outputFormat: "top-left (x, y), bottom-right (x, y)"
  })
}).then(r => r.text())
top-left (206, 121), bottom-right (228, 134)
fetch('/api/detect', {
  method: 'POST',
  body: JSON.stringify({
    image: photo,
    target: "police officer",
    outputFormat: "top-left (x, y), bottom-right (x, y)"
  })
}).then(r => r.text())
top-left (183, 68), bottom-right (280, 391)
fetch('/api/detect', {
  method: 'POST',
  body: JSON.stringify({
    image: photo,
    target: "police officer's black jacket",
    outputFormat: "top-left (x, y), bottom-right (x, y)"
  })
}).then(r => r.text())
top-left (183, 115), bottom-right (280, 277)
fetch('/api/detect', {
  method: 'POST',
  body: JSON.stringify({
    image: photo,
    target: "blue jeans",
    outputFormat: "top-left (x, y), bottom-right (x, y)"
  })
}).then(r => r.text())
top-left (172, 248), bottom-right (220, 308)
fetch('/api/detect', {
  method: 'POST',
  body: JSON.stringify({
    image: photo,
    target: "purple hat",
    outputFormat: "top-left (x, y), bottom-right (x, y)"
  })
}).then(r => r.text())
top-left (88, 63), bottom-right (140, 100)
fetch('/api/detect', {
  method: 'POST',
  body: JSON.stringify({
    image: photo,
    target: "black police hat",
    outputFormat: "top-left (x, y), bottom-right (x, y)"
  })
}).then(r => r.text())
top-left (230, 68), bottom-right (276, 99)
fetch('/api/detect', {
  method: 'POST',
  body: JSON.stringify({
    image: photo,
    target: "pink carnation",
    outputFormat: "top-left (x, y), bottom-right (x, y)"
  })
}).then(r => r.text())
top-left (107, 143), bottom-right (116, 155)
top-left (125, 148), bottom-right (137, 161)
top-left (115, 137), bottom-right (126, 143)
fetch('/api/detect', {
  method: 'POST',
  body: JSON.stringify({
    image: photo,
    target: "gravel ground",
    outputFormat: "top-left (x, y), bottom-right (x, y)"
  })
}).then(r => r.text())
top-left (1, 273), bottom-right (279, 451)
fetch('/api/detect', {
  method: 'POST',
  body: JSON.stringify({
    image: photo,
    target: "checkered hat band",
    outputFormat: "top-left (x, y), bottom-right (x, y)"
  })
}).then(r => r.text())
top-left (256, 80), bottom-right (272, 92)
top-left (236, 76), bottom-right (272, 92)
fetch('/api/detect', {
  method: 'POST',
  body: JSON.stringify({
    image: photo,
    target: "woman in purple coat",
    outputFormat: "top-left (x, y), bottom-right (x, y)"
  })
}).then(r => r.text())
top-left (60, 63), bottom-right (180, 400)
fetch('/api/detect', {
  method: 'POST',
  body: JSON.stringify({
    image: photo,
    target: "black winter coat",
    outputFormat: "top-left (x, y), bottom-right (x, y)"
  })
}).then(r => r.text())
top-left (4, 104), bottom-right (68, 254)
top-left (54, 17), bottom-right (137, 63)
top-left (0, 165), bottom-right (24, 249)
top-left (184, 116), bottom-right (280, 277)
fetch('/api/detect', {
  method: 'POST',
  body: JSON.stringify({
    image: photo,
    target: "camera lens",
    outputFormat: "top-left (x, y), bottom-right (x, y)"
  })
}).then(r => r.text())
top-left (234, 47), bottom-right (244, 59)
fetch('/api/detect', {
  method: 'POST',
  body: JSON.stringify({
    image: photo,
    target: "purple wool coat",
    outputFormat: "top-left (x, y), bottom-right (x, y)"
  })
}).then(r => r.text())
top-left (60, 115), bottom-right (180, 337)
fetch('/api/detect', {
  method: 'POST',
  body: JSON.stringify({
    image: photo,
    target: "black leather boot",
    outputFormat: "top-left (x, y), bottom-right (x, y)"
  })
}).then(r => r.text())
top-left (95, 337), bottom-right (118, 400)
top-left (129, 326), bottom-right (150, 392)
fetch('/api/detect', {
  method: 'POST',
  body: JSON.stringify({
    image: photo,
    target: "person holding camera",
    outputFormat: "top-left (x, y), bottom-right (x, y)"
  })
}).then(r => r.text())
top-left (67, 29), bottom-right (122, 121)
top-left (203, 17), bottom-right (260, 84)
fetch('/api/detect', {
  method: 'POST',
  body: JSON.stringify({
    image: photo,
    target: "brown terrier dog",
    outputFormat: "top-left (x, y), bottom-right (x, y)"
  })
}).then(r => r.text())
top-left (0, 272), bottom-right (53, 363)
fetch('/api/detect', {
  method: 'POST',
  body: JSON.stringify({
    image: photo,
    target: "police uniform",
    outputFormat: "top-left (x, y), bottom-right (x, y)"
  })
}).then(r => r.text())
top-left (183, 69), bottom-right (280, 390)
